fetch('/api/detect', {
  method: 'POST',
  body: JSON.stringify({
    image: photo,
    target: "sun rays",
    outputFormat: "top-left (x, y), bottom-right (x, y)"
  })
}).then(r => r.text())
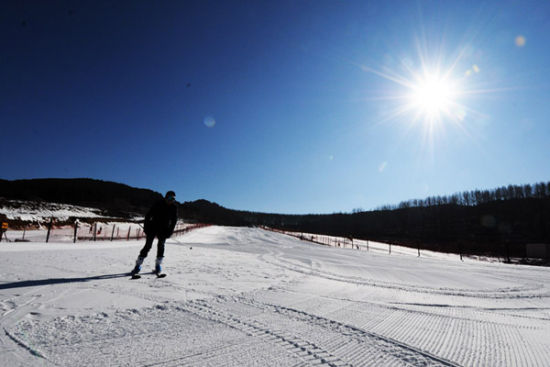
top-left (357, 36), bottom-right (494, 153)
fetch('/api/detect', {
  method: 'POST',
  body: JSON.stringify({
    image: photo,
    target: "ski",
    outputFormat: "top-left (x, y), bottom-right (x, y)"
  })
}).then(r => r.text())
top-left (129, 272), bottom-right (166, 279)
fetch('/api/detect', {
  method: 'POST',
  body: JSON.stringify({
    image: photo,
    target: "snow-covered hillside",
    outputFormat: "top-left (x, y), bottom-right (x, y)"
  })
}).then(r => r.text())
top-left (0, 199), bottom-right (111, 222)
top-left (1, 226), bottom-right (549, 366)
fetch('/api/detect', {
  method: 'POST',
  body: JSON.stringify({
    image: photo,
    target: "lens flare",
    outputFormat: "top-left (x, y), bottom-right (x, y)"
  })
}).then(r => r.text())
top-left (204, 116), bottom-right (216, 128)
top-left (515, 35), bottom-right (526, 47)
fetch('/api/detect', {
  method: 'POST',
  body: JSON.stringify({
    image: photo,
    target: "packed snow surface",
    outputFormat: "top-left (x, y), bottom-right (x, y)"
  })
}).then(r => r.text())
top-left (1, 226), bottom-right (549, 366)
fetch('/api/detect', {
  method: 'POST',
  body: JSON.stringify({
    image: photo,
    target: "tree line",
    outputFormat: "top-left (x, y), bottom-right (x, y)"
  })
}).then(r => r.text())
top-left (179, 182), bottom-right (550, 261)
top-left (378, 182), bottom-right (550, 210)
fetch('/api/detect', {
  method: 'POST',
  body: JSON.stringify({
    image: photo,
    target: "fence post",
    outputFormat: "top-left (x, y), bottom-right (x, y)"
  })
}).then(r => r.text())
top-left (93, 223), bottom-right (97, 242)
top-left (73, 220), bottom-right (78, 243)
top-left (111, 225), bottom-right (116, 241)
top-left (389, 243), bottom-right (391, 255)
top-left (127, 227), bottom-right (131, 240)
top-left (367, 240), bottom-right (369, 251)
top-left (46, 217), bottom-right (53, 243)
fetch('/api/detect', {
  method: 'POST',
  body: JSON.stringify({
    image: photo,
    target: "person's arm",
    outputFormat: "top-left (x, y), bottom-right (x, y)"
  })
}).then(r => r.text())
top-left (167, 206), bottom-right (177, 236)
top-left (144, 202), bottom-right (159, 233)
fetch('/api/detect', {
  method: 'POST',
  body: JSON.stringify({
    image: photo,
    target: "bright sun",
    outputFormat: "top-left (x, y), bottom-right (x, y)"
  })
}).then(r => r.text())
top-left (409, 73), bottom-right (459, 121)
top-left (360, 55), bottom-right (472, 131)
top-left (358, 35), bottom-right (496, 153)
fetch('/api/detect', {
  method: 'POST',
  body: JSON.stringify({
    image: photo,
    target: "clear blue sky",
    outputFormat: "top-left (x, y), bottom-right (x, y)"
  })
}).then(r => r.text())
top-left (2, 0), bottom-right (549, 214)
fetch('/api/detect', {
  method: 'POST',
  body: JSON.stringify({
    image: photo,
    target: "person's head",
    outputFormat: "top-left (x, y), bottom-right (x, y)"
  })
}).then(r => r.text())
top-left (165, 190), bottom-right (176, 203)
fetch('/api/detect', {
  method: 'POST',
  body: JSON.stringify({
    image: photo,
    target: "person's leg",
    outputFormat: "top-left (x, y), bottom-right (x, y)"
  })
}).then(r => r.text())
top-left (156, 237), bottom-right (166, 258)
top-left (139, 233), bottom-right (156, 258)
top-left (154, 237), bottom-right (166, 274)
top-left (131, 233), bottom-right (155, 274)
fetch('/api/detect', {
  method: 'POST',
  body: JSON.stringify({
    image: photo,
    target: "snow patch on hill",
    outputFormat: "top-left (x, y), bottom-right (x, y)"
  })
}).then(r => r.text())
top-left (0, 199), bottom-right (111, 222)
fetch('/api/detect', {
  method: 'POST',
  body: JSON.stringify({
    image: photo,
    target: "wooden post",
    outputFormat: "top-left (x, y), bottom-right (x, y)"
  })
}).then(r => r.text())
top-left (46, 217), bottom-right (53, 243)
top-left (367, 240), bottom-right (369, 251)
top-left (73, 221), bottom-right (78, 243)
top-left (111, 225), bottom-right (116, 241)
top-left (0, 222), bottom-right (7, 242)
top-left (127, 227), bottom-right (131, 240)
top-left (389, 243), bottom-right (391, 255)
top-left (93, 223), bottom-right (97, 241)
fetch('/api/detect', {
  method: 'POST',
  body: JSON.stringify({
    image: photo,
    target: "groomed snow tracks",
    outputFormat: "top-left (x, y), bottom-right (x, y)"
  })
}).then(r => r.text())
top-left (8, 295), bottom-right (460, 366)
top-left (181, 296), bottom-right (459, 367)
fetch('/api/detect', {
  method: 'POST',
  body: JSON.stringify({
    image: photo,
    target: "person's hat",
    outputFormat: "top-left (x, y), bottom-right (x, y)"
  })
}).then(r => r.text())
top-left (165, 191), bottom-right (176, 201)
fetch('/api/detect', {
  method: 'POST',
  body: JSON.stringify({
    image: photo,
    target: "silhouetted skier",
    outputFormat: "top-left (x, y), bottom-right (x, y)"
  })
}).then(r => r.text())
top-left (130, 191), bottom-right (177, 277)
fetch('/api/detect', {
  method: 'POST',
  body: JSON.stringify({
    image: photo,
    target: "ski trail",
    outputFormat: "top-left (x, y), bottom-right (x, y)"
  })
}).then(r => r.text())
top-left (259, 253), bottom-right (550, 299)
top-left (231, 296), bottom-right (460, 366)
top-left (180, 300), bottom-right (353, 367)
top-left (0, 289), bottom-right (59, 366)
top-left (6, 295), bottom-right (460, 367)
top-left (6, 302), bottom-right (305, 366)
top-left (251, 286), bottom-right (550, 367)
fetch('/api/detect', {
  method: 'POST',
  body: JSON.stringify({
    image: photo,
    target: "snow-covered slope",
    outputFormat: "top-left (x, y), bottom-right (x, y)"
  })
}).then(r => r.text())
top-left (1, 226), bottom-right (549, 366)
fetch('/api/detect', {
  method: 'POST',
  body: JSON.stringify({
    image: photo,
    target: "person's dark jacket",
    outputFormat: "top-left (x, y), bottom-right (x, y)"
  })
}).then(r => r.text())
top-left (143, 199), bottom-right (177, 238)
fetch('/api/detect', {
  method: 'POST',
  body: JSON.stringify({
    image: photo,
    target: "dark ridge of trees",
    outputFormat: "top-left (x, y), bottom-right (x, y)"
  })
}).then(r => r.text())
top-left (274, 198), bottom-right (549, 258)
top-left (378, 182), bottom-right (550, 210)
top-left (0, 178), bottom-right (163, 217)
top-left (178, 182), bottom-right (550, 259)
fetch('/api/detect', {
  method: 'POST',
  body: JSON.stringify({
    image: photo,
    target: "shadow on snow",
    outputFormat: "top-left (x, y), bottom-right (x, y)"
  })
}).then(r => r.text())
top-left (0, 273), bottom-right (130, 290)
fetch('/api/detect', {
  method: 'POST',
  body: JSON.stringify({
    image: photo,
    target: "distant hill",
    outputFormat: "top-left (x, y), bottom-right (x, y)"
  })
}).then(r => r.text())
top-left (0, 178), bottom-right (163, 217)
top-left (0, 178), bottom-right (257, 223)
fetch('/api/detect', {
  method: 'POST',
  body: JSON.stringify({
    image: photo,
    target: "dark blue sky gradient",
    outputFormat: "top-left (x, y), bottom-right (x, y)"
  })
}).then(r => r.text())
top-left (2, 1), bottom-right (550, 213)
